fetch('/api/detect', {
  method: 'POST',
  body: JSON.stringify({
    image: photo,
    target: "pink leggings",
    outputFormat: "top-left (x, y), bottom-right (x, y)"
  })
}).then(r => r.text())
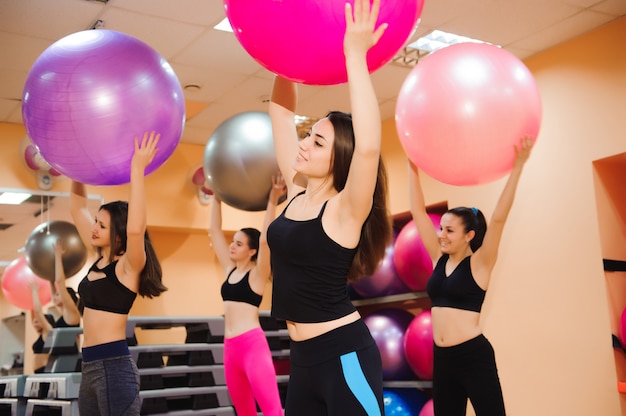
top-left (223, 327), bottom-right (284, 416)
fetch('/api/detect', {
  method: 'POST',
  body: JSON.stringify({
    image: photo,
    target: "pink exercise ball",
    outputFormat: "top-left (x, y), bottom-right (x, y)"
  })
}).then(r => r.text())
top-left (393, 220), bottom-right (432, 291)
top-left (404, 310), bottom-right (433, 380)
top-left (1, 257), bottom-right (51, 310)
top-left (395, 42), bottom-right (542, 185)
top-left (224, 0), bottom-right (424, 85)
top-left (418, 399), bottom-right (434, 416)
top-left (22, 29), bottom-right (185, 185)
top-left (352, 234), bottom-right (410, 298)
top-left (363, 308), bottom-right (415, 380)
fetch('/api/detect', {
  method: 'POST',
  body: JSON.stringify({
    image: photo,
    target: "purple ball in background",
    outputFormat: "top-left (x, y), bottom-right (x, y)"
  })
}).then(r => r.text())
top-left (364, 308), bottom-right (416, 380)
top-left (22, 29), bottom-right (185, 185)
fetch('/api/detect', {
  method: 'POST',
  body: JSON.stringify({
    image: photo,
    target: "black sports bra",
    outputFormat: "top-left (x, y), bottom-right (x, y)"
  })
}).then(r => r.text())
top-left (221, 269), bottom-right (262, 307)
top-left (427, 255), bottom-right (486, 313)
top-left (78, 257), bottom-right (137, 315)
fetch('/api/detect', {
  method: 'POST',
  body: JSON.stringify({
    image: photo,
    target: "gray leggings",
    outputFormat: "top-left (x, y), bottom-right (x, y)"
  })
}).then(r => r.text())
top-left (79, 351), bottom-right (141, 416)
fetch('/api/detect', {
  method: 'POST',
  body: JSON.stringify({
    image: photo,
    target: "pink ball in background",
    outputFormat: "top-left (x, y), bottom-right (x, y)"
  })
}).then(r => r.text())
top-left (22, 29), bottom-right (185, 185)
top-left (418, 399), bottom-right (434, 416)
top-left (395, 42), bottom-right (542, 185)
top-left (224, 0), bottom-right (424, 85)
top-left (1, 256), bottom-right (51, 310)
top-left (404, 310), bottom-right (433, 380)
top-left (393, 220), bottom-right (433, 291)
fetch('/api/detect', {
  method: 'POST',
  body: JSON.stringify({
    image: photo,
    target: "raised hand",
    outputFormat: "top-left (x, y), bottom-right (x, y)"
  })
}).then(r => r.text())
top-left (131, 131), bottom-right (160, 173)
top-left (344, 0), bottom-right (388, 57)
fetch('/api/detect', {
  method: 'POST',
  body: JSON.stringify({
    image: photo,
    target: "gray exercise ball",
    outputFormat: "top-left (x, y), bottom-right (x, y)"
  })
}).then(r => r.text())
top-left (24, 220), bottom-right (88, 282)
top-left (203, 111), bottom-right (282, 211)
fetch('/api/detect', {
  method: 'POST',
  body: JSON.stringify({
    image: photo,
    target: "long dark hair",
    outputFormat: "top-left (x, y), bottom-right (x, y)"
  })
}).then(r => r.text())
top-left (326, 111), bottom-right (392, 283)
top-left (239, 227), bottom-right (261, 262)
top-left (99, 201), bottom-right (167, 298)
top-left (447, 207), bottom-right (487, 252)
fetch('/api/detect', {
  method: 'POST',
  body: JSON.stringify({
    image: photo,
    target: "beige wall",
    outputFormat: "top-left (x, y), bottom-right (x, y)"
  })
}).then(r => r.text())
top-left (1, 15), bottom-right (626, 415)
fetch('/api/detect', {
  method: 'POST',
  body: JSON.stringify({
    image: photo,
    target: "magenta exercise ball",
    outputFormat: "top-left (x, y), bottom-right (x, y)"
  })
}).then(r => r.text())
top-left (418, 399), bottom-right (434, 416)
top-left (224, 0), bottom-right (423, 85)
top-left (404, 310), bottom-right (433, 380)
top-left (1, 257), bottom-right (51, 310)
top-left (396, 42), bottom-right (542, 185)
top-left (393, 220), bottom-right (433, 291)
top-left (363, 308), bottom-right (415, 380)
top-left (22, 29), bottom-right (185, 185)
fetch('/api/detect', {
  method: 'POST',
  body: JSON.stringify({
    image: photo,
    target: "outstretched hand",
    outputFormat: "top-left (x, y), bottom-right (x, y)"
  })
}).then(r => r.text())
top-left (514, 135), bottom-right (534, 167)
top-left (132, 131), bottom-right (160, 172)
top-left (269, 172), bottom-right (287, 205)
top-left (344, 0), bottom-right (388, 57)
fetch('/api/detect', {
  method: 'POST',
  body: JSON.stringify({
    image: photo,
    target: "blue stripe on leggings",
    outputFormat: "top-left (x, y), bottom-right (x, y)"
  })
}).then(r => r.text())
top-left (340, 351), bottom-right (381, 416)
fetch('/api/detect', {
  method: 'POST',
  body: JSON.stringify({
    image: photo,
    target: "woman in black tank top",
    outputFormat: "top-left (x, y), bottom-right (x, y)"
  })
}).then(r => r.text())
top-left (70, 131), bottom-right (167, 416)
top-left (208, 175), bottom-right (286, 416)
top-left (409, 137), bottom-right (535, 416)
top-left (267, 1), bottom-right (393, 414)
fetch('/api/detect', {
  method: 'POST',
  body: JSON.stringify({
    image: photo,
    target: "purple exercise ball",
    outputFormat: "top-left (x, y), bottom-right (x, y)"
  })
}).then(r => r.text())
top-left (22, 29), bottom-right (185, 185)
top-left (364, 308), bottom-right (416, 380)
top-left (352, 243), bottom-right (410, 298)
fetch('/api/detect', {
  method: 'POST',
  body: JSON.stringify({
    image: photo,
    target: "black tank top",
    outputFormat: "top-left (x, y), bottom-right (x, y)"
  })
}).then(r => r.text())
top-left (78, 257), bottom-right (137, 314)
top-left (221, 269), bottom-right (262, 307)
top-left (427, 254), bottom-right (486, 312)
top-left (267, 193), bottom-right (357, 323)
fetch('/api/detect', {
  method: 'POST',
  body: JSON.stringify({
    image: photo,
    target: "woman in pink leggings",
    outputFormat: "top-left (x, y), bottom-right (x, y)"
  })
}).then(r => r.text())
top-left (208, 175), bottom-right (286, 416)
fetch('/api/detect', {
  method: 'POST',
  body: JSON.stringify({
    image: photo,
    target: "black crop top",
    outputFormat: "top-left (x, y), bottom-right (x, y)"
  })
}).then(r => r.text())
top-left (78, 257), bottom-right (137, 315)
top-left (221, 269), bottom-right (262, 307)
top-left (427, 255), bottom-right (486, 313)
top-left (267, 193), bottom-right (357, 323)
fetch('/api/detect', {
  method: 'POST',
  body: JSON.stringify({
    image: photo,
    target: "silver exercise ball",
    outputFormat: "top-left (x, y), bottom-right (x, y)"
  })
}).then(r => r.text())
top-left (24, 220), bottom-right (88, 282)
top-left (203, 111), bottom-right (281, 211)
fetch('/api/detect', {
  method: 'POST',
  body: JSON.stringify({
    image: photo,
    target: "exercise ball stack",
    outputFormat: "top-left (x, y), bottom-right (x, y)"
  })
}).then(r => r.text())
top-left (224, 0), bottom-right (424, 85)
top-left (203, 111), bottom-right (282, 211)
top-left (24, 221), bottom-right (88, 282)
top-left (22, 29), bottom-right (185, 185)
top-left (396, 42), bottom-right (542, 185)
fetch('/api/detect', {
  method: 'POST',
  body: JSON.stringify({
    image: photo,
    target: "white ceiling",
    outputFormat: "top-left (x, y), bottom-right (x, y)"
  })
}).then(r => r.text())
top-left (1, 0), bottom-right (625, 147)
top-left (0, 0), bottom-right (625, 274)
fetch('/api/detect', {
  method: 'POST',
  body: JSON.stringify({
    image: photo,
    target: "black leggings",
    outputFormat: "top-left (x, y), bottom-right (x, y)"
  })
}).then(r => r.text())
top-left (286, 319), bottom-right (383, 416)
top-left (433, 334), bottom-right (505, 416)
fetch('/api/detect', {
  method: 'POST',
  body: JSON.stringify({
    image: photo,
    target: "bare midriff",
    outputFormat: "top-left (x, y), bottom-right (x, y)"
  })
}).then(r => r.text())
top-left (431, 306), bottom-right (482, 347)
top-left (286, 310), bottom-right (361, 341)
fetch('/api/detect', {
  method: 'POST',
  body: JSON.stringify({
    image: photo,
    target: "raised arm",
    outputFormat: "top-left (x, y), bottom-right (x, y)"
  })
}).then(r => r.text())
top-left (69, 181), bottom-right (96, 258)
top-left (255, 173), bottom-right (287, 283)
top-left (30, 280), bottom-right (53, 340)
top-left (474, 136), bottom-right (534, 273)
top-left (53, 239), bottom-right (80, 326)
top-left (208, 195), bottom-right (232, 273)
top-left (408, 160), bottom-right (441, 262)
top-left (269, 76), bottom-right (303, 198)
top-left (338, 0), bottom-right (388, 224)
top-left (121, 131), bottom-right (159, 280)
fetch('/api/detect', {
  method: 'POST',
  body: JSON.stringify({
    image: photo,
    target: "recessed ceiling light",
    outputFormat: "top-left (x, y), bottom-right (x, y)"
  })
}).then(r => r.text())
top-left (214, 18), bottom-right (233, 33)
top-left (0, 192), bottom-right (31, 205)
top-left (407, 30), bottom-right (494, 54)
